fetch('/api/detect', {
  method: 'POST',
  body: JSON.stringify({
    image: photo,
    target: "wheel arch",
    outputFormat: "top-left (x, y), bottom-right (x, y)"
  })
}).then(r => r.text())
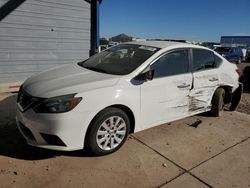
top-left (84, 104), bottom-right (136, 148)
top-left (213, 85), bottom-right (233, 104)
top-left (107, 104), bottom-right (136, 134)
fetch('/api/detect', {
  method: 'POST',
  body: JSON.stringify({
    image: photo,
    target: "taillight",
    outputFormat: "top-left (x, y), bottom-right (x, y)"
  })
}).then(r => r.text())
top-left (236, 68), bottom-right (241, 77)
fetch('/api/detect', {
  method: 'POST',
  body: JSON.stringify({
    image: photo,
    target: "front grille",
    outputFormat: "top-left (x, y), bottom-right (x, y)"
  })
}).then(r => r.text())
top-left (17, 86), bottom-right (38, 112)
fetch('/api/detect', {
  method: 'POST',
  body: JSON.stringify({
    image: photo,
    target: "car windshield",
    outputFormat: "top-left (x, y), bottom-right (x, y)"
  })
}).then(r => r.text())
top-left (78, 44), bottom-right (159, 75)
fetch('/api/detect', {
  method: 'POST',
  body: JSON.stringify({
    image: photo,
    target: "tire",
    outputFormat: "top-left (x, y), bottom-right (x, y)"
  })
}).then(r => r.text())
top-left (210, 88), bottom-right (225, 117)
top-left (86, 108), bottom-right (130, 155)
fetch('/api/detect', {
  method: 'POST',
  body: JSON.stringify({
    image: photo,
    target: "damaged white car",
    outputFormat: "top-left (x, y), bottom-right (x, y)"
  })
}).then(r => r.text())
top-left (16, 41), bottom-right (242, 155)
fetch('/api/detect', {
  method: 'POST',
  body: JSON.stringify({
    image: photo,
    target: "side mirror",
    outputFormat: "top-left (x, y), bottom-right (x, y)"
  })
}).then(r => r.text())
top-left (134, 69), bottom-right (154, 81)
top-left (144, 70), bottom-right (154, 81)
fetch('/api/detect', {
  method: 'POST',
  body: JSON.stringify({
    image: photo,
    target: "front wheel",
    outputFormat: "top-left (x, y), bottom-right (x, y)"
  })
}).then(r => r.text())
top-left (86, 108), bottom-right (130, 155)
top-left (210, 88), bottom-right (225, 117)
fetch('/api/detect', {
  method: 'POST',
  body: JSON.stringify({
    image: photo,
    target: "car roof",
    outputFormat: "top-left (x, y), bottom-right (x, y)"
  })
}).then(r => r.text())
top-left (126, 40), bottom-right (202, 49)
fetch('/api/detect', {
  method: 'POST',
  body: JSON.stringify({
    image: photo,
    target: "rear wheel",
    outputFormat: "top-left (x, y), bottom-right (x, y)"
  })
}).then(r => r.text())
top-left (86, 108), bottom-right (130, 155)
top-left (210, 88), bottom-right (225, 117)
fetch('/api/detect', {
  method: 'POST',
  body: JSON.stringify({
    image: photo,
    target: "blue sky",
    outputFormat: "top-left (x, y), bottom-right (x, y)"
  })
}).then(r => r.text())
top-left (100, 0), bottom-right (250, 42)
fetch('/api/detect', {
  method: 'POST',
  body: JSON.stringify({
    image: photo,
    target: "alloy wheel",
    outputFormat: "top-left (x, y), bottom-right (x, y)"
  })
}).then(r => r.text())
top-left (96, 116), bottom-right (127, 151)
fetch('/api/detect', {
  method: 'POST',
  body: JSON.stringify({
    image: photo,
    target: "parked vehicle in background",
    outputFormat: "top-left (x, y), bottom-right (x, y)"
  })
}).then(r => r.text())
top-left (247, 47), bottom-right (250, 61)
top-left (16, 41), bottom-right (242, 155)
top-left (240, 48), bottom-right (247, 61)
top-left (215, 47), bottom-right (244, 64)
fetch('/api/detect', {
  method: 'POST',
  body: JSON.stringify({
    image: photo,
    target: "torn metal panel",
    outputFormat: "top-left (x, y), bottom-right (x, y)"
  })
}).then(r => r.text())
top-left (189, 89), bottom-right (214, 112)
top-left (190, 68), bottom-right (220, 112)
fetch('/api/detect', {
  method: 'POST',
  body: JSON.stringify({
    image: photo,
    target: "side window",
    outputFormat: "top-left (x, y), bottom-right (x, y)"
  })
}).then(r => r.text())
top-left (152, 49), bottom-right (189, 78)
top-left (192, 49), bottom-right (215, 71)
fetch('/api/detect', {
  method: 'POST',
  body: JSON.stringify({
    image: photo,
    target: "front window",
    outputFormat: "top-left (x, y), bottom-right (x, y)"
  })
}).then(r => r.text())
top-left (152, 49), bottom-right (190, 78)
top-left (78, 44), bottom-right (159, 75)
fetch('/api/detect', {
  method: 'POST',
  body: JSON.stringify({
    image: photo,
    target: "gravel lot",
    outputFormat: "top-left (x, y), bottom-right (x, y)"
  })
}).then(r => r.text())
top-left (238, 93), bottom-right (250, 114)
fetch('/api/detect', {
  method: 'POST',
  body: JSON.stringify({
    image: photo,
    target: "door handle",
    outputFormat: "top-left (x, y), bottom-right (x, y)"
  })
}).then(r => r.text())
top-left (209, 77), bottom-right (219, 82)
top-left (177, 83), bottom-right (190, 89)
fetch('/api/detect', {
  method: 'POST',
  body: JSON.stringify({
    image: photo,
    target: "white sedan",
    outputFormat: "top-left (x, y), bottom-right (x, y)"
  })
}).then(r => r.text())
top-left (16, 41), bottom-right (242, 155)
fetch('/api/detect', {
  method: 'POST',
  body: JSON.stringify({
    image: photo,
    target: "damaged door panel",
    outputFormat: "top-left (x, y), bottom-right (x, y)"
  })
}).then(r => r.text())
top-left (190, 71), bottom-right (220, 111)
top-left (141, 73), bottom-right (192, 127)
top-left (141, 49), bottom-right (192, 127)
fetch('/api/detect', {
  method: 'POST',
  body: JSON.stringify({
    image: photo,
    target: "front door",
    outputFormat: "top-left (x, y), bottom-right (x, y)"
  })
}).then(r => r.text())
top-left (140, 49), bottom-right (192, 128)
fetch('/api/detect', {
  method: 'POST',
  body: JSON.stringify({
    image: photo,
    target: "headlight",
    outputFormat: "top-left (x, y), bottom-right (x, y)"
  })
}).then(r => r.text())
top-left (33, 94), bottom-right (82, 113)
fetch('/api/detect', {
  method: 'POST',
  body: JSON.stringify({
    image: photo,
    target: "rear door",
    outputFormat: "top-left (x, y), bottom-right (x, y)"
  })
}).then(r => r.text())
top-left (190, 48), bottom-right (220, 112)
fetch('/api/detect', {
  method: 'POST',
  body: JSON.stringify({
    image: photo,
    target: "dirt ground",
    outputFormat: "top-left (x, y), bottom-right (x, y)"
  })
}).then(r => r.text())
top-left (238, 93), bottom-right (250, 114)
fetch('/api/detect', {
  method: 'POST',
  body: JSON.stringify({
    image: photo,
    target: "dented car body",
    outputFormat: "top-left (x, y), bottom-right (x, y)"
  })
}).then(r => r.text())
top-left (16, 41), bottom-right (242, 155)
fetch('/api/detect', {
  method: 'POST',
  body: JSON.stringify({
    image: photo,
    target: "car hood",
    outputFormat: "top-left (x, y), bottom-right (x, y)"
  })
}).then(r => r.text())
top-left (22, 64), bottom-right (120, 98)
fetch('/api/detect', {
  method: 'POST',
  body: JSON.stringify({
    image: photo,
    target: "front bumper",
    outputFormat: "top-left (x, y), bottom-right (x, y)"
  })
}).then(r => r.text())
top-left (16, 108), bottom-right (93, 151)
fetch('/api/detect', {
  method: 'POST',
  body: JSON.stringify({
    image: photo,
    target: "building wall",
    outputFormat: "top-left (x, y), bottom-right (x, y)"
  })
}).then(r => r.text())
top-left (0, 0), bottom-right (91, 83)
top-left (221, 36), bottom-right (250, 47)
